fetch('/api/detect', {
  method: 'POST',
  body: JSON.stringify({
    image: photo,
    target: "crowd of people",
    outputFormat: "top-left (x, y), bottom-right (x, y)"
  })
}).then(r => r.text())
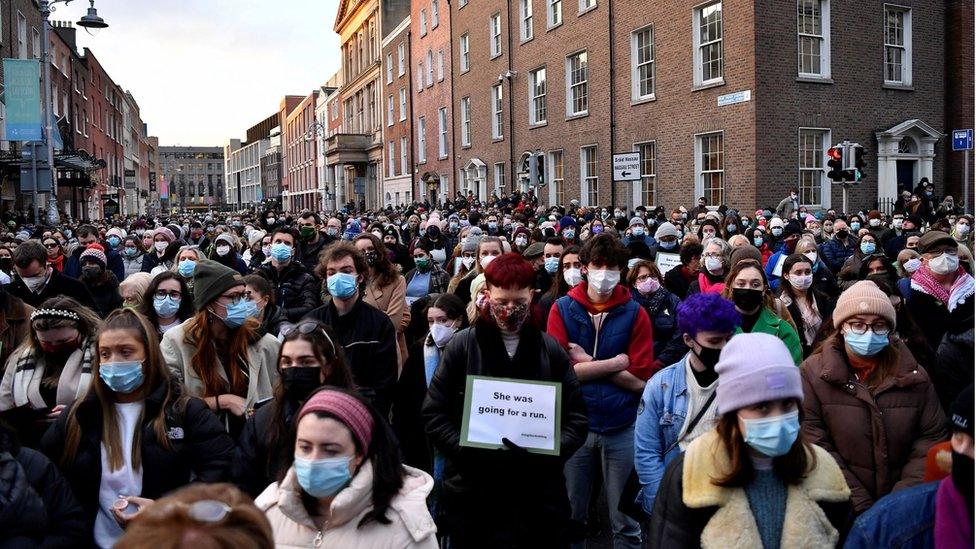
top-left (0, 185), bottom-right (971, 548)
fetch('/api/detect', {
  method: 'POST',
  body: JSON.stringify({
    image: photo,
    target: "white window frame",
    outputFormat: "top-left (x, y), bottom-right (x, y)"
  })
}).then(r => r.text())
top-left (693, 1), bottom-right (724, 87)
top-left (494, 162), bottom-right (506, 195)
top-left (31, 28), bottom-right (39, 59)
top-left (397, 43), bottom-right (406, 75)
top-left (520, 0), bottom-right (534, 41)
top-left (631, 25), bottom-right (655, 101)
top-left (460, 0), bottom-right (468, 7)
top-left (580, 145), bottom-right (598, 206)
top-left (565, 50), bottom-right (588, 117)
top-left (460, 34), bottom-right (471, 72)
top-left (579, 0), bottom-right (597, 14)
top-left (387, 94), bottom-right (394, 127)
top-left (438, 107), bottom-right (448, 159)
top-left (388, 141), bottom-right (396, 176)
top-left (420, 9), bottom-right (428, 36)
top-left (529, 67), bottom-right (547, 125)
top-left (437, 49), bottom-right (445, 81)
top-left (548, 0), bottom-right (563, 28)
top-left (491, 84), bottom-right (503, 140)
top-left (633, 141), bottom-right (656, 208)
top-left (432, 0), bottom-right (440, 28)
top-left (694, 131), bottom-right (725, 206)
top-left (460, 96), bottom-right (472, 147)
top-left (490, 13), bottom-right (502, 58)
top-left (398, 88), bottom-right (407, 121)
top-left (797, 0), bottom-right (831, 79)
top-left (426, 50), bottom-right (434, 87)
top-left (883, 5), bottom-right (912, 86)
top-left (797, 127), bottom-right (831, 208)
top-left (16, 12), bottom-right (26, 59)
top-left (548, 150), bottom-right (565, 207)
top-left (417, 116), bottom-right (427, 163)
top-left (417, 62), bottom-right (425, 90)
top-left (400, 136), bottom-right (408, 174)
top-left (386, 52), bottom-right (393, 83)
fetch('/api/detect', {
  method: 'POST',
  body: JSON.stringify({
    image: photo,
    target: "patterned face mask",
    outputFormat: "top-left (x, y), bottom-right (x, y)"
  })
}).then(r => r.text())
top-left (485, 299), bottom-right (530, 333)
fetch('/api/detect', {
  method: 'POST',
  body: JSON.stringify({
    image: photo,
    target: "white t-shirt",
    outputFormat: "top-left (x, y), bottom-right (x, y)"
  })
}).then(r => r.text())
top-left (158, 318), bottom-right (181, 334)
top-left (94, 401), bottom-right (145, 549)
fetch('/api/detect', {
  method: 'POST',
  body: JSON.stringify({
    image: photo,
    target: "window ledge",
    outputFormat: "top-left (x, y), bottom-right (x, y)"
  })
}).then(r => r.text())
top-left (460, 68), bottom-right (470, 75)
top-left (529, 121), bottom-right (548, 129)
top-left (631, 95), bottom-right (656, 106)
top-left (796, 75), bottom-right (833, 84)
top-left (883, 83), bottom-right (914, 91)
top-left (565, 112), bottom-right (589, 121)
top-left (491, 137), bottom-right (505, 143)
top-left (692, 79), bottom-right (725, 92)
top-left (462, 144), bottom-right (472, 150)
top-left (439, 155), bottom-right (448, 160)
top-left (520, 36), bottom-right (534, 46)
top-left (578, 5), bottom-right (597, 17)
top-left (547, 21), bottom-right (563, 32)
top-left (490, 52), bottom-right (502, 60)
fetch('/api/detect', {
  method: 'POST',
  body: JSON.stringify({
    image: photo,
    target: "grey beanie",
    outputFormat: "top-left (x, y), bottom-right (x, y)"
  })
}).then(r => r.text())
top-left (654, 222), bottom-right (680, 240)
top-left (715, 333), bottom-right (803, 414)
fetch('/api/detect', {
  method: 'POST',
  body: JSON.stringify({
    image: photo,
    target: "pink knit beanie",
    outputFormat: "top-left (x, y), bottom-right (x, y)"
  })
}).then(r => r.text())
top-left (298, 389), bottom-right (374, 451)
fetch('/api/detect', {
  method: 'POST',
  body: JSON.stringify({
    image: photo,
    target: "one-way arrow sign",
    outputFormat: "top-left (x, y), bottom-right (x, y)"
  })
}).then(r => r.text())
top-left (613, 152), bottom-right (641, 181)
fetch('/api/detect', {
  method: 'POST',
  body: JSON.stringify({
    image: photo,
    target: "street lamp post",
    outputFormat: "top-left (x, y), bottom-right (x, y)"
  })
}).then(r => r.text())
top-left (39, 0), bottom-right (107, 225)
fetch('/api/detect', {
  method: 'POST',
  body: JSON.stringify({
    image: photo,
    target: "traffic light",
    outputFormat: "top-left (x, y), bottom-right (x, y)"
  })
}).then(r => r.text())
top-left (853, 145), bottom-right (867, 180)
top-left (827, 146), bottom-right (845, 181)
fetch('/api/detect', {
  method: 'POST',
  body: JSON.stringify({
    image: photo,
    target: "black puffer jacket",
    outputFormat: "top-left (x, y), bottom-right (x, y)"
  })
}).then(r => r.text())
top-left (0, 451), bottom-right (47, 548)
top-left (421, 321), bottom-right (589, 546)
top-left (256, 262), bottom-right (320, 322)
top-left (1, 447), bottom-right (87, 548)
top-left (40, 381), bottom-right (234, 540)
top-left (232, 400), bottom-right (298, 498)
top-left (298, 232), bottom-right (335, 274)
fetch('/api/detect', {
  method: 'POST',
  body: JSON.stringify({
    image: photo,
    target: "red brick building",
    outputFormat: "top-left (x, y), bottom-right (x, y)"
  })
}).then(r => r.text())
top-left (382, 16), bottom-right (413, 206)
top-left (284, 91), bottom-right (319, 212)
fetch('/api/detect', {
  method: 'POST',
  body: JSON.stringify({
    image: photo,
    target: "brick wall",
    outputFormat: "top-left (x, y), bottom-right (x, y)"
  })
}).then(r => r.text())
top-left (945, 0), bottom-right (974, 204)
top-left (412, 0), bottom-right (455, 202)
top-left (382, 20), bottom-right (414, 205)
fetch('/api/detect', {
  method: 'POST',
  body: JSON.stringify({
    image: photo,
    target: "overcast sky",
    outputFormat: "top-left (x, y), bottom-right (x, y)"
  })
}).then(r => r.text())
top-left (55, 0), bottom-right (342, 146)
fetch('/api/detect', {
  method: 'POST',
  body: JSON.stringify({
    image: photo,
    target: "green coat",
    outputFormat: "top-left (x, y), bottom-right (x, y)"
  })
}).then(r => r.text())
top-left (735, 307), bottom-right (803, 365)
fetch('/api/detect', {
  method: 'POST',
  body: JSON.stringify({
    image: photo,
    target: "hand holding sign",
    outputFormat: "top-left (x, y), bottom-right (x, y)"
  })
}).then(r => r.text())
top-left (460, 376), bottom-right (562, 455)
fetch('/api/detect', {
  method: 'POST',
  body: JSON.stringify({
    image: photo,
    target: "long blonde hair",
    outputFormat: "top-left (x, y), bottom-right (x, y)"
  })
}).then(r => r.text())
top-left (62, 309), bottom-right (188, 471)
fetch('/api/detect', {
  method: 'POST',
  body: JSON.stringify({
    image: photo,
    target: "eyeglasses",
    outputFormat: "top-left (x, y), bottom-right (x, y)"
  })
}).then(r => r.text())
top-left (154, 290), bottom-right (183, 300)
top-left (846, 321), bottom-right (890, 336)
top-left (44, 242), bottom-right (59, 249)
top-left (282, 321), bottom-right (337, 355)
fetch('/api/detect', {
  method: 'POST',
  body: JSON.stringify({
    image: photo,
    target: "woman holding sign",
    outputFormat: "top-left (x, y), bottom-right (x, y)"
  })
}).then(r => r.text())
top-left (423, 253), bottom-right (588, 548)
top-left (648, 333), bottom-right (852, 547)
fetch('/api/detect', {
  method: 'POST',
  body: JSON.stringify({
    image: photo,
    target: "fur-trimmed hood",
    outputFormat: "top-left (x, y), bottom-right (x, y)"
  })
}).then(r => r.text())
top-left (682, 429), bottom-right (851, 548)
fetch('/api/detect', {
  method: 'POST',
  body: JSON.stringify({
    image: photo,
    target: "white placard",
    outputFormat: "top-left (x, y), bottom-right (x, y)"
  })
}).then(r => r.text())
top-left (613, 152), bottom-right (641, 181)
top-left (460, 375), bottom-right (561, 455)
top-left (772, 253), bottom-right (786, 277)
top-left (655, 252), bottom-right (681, 275)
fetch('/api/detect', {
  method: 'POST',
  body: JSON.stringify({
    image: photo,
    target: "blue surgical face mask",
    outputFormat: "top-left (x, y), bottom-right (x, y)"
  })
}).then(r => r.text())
top-left (850, 222), bottom-right (861, 231)
top-left (153, 295), bottom-right (181, 318)
top-left (99, 361), bottom-right (145, 394)
top-left (860, 241), bottom-right (876, 254)
top-left (844, 329), bottom-right (889, 356)
top-left (294, 455), bottom-right (353, 498)
top-left (753, 237), bottom-right (764, 247)
top-left (178, 260), bottom-right (197, 278)
top-left (107, 236), bottom-right (121, 248)
top-left (544, 257), bottom-right (559, 274)
top-left (328, 272), bottom-right (359, 299)
top-left (270, 242), bottom-right (293, 262)
top-left (659, 240), bottom-right (677, 250)
top-left (741, 410), bottom-right (800, 457)
top-left (222, 298), bottom-right (258, 328)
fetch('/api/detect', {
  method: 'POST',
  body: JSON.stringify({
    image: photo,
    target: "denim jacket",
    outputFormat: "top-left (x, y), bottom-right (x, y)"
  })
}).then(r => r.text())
top-left (633, 354), bottom-right (690, 514)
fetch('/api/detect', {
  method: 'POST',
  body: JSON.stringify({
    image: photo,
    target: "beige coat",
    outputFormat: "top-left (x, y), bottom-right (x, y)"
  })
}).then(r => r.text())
top-left (256, 461), bottom-right (438, 549)
top-left (363, 276), bottom-right (409, 366)
top-left (160, 319), bottom-right (280, 409)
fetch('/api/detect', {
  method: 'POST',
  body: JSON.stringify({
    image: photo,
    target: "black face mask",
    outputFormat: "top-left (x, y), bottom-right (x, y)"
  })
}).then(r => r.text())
top-left (280, 367), bottom-right (322, 402)
top-left (82, 265), bottom-right (103, 279)
top-left (691, 342), bottom-right (722, 371)
top-left (732, 288), bottom-right (764, 313)
top-left (0, 258), bottom-right (11, 271)
top-left (364, 251), bottom-right (378, 265)
top-left (952, 451), bottom-right (974, 516)
top-left (835, 230), bottom-right (849, 240)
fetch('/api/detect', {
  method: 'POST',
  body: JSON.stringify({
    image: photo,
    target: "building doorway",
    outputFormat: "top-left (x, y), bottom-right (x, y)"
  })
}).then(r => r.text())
top-left (896, 159), bottom-right (917, 194)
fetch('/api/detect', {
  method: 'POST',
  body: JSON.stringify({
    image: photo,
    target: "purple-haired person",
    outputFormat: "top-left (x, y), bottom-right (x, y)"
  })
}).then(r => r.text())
top-left (632, 292), bottom-right (742, 515)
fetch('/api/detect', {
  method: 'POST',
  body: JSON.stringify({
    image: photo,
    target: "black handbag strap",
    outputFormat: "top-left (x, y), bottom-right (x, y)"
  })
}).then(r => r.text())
top-left (664, 391), bottom-right (717, 456)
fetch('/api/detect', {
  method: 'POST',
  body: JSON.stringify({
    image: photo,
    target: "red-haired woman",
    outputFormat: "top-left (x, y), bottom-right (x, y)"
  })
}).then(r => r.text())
top-left (423, 253), bottom-right (589, 547)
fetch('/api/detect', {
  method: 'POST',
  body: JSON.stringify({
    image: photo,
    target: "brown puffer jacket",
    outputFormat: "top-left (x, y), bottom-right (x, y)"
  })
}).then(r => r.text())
top-left (800, 338), bottom-right (946, 514)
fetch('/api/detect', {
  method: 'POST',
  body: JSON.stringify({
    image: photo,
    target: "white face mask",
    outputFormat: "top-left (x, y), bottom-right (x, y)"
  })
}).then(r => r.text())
top-left (461, 256), bottom-right (475, 270)
top-left (429, 322), bottom-right (457, 348)
top-left (480, 255), bottom-right (497, 270)
top-left (154, 241), bottom-right (168, 253)
top-left (704, 256), bottom-right (724, 274)
top-left (788, 274), bottom-right (813, 291)
top-left (957, 224), bottom-right (971, 236)
top-left (587, 268), bottom-right (620, 294)
top-left (928, 252), bottom-right (960, 275)
top-left (563, 268), bottom-right (583, 287)
top-left (902, 257), bottom-right (922, 273)
top-left (869, 219), bottom-right (881, 227)
top-left (21, 271), bottom-right (48, 292)
top-left (804, 251), bottom-right (818, 264)
top-left (215, 245), bottom-right (230, 257)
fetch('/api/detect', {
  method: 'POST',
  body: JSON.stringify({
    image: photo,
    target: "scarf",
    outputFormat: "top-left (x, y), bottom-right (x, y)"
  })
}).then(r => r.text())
top-left (12, 337), bottom-right (94, 407)
top-left (423, 340), bottom-right (441, 387)
top-left (698, 272), bottom-right (726, 294)
top-left (911, 266), bottom-right (975, 312)
top-left (935, 477), bottom-right (973, 548)
top-left (47, 254), bottom-right (65, 273)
